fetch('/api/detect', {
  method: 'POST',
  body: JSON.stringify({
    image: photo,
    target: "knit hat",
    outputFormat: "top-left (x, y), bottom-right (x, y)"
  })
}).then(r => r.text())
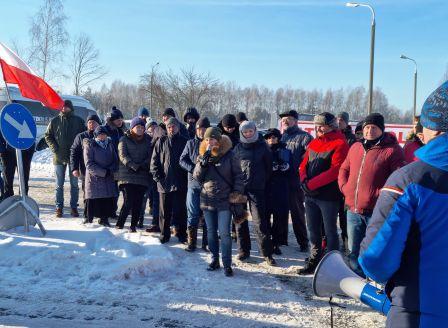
top-left (93, 125), bottom-right (108, 137)
top-left (363, 113), bottom-right (385, 131)
top-left (196, 117), bottom-right (211, 129)
top-left (279, 110), bottom-right (298, 120)
top-left (109, 107), bottom-right (124, 121)
top-left (420, 80), bottom-right (448, 132)
top-left (163, 108), bottom-right (176, 118)
top-left (130, 117), bottom-right (146, 129)
top-left (221, 114), bottom-right (238, 128)
top-left (204, 127), bottom-right (222, 141)
top-left (138, 107), bottom-right (150, 117)
top-left (236, 112), bottom-right (248, 123)
top-left (239, 121), bottom-right (258, 144)
top-left (86, 114), bottom-right (101, 125)
top-left (63, 100), bottom-right (74, 111)
top-left (263, 128), bottom-right (282, 140)
top-left (145, 119), bottom-right (158, 130)
top-left (355, 121), bottom-right (363, 134)
top-left (314, 112), bottom-right (338, 129)
top-left (337, 112), bottom-right (350, 124)
top-left (166, 117), bottom-right (180, 127)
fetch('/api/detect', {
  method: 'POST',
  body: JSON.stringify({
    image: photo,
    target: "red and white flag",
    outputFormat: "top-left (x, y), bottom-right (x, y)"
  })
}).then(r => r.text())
top-left (0, 42), bottom-right (63, 110)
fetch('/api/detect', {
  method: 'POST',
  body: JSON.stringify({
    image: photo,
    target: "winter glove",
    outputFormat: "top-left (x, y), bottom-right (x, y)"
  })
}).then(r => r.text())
top-left (301, 181), bottom-right (318, 197)
top-left (199, 150), bottom-right (211, 167)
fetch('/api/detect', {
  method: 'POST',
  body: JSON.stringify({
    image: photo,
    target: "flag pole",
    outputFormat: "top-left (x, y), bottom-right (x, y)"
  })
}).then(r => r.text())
top-left (0, 65), bottom-right (30, 232)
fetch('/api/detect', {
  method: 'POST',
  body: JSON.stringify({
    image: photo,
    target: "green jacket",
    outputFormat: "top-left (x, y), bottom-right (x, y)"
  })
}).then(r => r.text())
top-left (45, 111), bottom-right (86, 165)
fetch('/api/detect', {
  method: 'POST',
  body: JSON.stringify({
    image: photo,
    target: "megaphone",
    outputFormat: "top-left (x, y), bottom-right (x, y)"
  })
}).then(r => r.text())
top-left (312, 250), bottom-right (391, 315)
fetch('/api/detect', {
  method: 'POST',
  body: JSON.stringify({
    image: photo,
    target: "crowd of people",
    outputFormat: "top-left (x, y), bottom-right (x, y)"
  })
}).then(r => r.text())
top-left (1, 80), bottom-right (448, 326)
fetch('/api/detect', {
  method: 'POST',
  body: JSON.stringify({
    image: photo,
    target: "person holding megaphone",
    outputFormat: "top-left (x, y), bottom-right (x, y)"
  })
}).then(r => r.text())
top-left (359, 81), bottom-right (448, 327)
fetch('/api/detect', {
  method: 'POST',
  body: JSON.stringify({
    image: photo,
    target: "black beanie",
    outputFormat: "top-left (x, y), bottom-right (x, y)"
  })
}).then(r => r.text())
top-left (363, 113), bottom-right (385, 131)
top-left (109, 107), bottom-right (124, 121)
top-left (221, 114), bottom-right (237, 128)
top-left (63, 100), bottom-right (74, 111)
top-left (86, 114), bottom-right (101, 125)
top-left (163, 108), bottom-right (176, 118)
top-left (196, 117), bottom-right (211, 129)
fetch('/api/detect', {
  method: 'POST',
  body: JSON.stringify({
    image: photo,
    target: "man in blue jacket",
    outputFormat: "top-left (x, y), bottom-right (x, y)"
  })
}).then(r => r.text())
top-left (359, 81), bottom-right (448, 327)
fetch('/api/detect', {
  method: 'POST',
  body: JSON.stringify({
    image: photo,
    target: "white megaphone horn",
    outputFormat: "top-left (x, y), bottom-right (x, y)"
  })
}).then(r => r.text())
top-left (312, 250), bottom-right (391, 315)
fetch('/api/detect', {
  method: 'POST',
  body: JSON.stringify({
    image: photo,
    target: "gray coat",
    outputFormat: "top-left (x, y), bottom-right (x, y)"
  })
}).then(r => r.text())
top-left (193, 135), bottom-right (244, 211)
top-left (117, 131), bottom-right (152, 187)
top-left (84, 138), bottom-right (119, 199)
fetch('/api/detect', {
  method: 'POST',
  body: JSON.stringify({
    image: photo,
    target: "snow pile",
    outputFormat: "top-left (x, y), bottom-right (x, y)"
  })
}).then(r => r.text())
top-left (31, 148), bottom-right (54, 177)
top-left (0, 220), bottom-right (174, 286)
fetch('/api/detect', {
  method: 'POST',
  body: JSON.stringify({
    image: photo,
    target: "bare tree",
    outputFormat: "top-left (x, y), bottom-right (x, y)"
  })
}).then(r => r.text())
top-left (29, 0), bottom-right (68, 80)
top-left (71, 33), bottom-right (107, 95)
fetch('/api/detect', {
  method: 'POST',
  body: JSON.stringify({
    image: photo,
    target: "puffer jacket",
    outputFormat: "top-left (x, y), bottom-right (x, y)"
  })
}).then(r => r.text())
top-left (299, 130), bottom-right (349, 201)
top-left (83, 138), bottom-right (119, 199)
top-left (150, 132), bottom-right (188, 193)
top-left (44, 110), bottom-right (86, 165)
top-left (233, 135), bottom-right (272, 191)
top-left (193, 135), bottom-right (244, 211)
top-left (338, 133), bottom-right (405, 215)
top-left (117, 131), bottom-right (152, 187)
top-left (70, 130), bottom-right (94, 176)
top-left (281, 125), bottom-right (313, 189)
top-left (179, 136), bottom-right (201, 189)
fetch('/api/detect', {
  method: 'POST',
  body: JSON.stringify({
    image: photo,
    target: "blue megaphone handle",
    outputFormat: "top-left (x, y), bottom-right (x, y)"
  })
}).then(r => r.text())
top-left (360, 283), bottom-right (391, 315)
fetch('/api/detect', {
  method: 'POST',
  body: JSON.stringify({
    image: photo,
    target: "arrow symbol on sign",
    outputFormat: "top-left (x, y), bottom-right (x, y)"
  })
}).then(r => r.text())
top-left (4, 113), bottom-right (34, 139)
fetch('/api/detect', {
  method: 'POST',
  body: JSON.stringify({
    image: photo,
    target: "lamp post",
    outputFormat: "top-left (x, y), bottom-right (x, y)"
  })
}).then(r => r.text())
top-left (150, 62), bottom-right (160, 119)
top-left (346, 2), bottom-right (376, 115)
top-left (400, 54), bottom-right (418, 118)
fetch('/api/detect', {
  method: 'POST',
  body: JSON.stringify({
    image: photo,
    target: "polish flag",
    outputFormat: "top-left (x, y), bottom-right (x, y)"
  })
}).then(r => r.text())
top-left (0, 42), bottom-right (63, 110)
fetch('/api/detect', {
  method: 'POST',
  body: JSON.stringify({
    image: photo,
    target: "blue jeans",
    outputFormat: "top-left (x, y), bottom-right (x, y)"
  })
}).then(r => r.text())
top-left (186, 187), bottom-right (201, 228)
top-left (347, 210), bottom-right (371, 276)
top-left (204, 209), bottom-right (232, 267)
top-left (305, 196), bottom-right (339, 260)
top-left (54, 164), bottom-right (79, 209)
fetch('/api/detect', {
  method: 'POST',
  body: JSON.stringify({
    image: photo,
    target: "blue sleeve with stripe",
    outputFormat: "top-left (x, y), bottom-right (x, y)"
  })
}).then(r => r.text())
top-left (358, 169), bottom-right (416, 283)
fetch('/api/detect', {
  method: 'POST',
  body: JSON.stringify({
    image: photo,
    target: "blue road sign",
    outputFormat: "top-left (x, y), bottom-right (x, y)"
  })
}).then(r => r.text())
top-left (0, 103), bottom-right (37, 150)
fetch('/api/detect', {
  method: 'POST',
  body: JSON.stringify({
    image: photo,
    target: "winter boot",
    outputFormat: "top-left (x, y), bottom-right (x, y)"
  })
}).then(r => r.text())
top-left (273, 245), bottom-right (282, 255)
top-left (264, 256), bottom-right (277, 267)
top-left (297, 257), bottom-right (320, 275)
top-left (207, 259), bottom-right (220, 271)
top-left (99, 218), bottom-right (111, 227)
top-left (237, 252), bottom-right (250, 262)
top-left (185, 227), bottom-right (198, 252)
top-left (56, 208), bottom-right (63, 218)
top-left (224, 266), bottom-right (233, 277)
top-left (146, 225), bottom-right (161, 233)
top-left (71, 208), bottom-right (79, 217)
top-left (137, 217), bottom-right (144, 229)
top-left (201, 224), bottom-right (209, 251)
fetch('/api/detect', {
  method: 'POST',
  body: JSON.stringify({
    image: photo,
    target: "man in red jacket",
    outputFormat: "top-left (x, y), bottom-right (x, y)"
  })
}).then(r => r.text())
top-left (298, 112), bottom-right (349, 275)
top-left (338, 113), bottom-right (405, 276)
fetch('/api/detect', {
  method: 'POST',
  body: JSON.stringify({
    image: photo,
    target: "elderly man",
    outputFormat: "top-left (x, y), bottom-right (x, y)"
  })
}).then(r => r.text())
top-left (298, 112), bottom-right (349, 275)
top-left (151, 117), bottom-right (189, 244)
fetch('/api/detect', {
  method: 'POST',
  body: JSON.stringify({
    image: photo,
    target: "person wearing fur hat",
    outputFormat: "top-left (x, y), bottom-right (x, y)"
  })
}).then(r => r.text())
top-left (338, 112), bottom-right (405, 277)
top-left (45, 99), bottom-right (86, 218)
top-left (70, 114), bottom-right (102, 218)
top-left (298, 112), bottom-right (349, 275)
top-left (83, 126), bottom-right (119, 226)
top-left (264, 128), bottom-right (292, 255)
top-left (115, 118), bottom-right (153, 232)
top-left (234, 121), bottom-right (276, 266)
top-left (218, 114), bottom-right (240, 148)
top-left (359, 81), bottom-right (448, 327)
top-left (193, 127), bottom-right (245, 277)
top-left (183, 107), bottom-right (200, 139)
top-left (180, 117), bottom-right (211, 251)
top-left (151, 117), bottom-right (189, 243)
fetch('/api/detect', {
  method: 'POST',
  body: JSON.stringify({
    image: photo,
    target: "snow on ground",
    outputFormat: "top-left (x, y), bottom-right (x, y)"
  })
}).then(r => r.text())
top-left (0, 150), bottom-right (385, 327)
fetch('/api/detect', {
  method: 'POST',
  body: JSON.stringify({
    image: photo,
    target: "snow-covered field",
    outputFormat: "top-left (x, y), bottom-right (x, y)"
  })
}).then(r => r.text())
top-left (0, 149), bottom-right (385, 327)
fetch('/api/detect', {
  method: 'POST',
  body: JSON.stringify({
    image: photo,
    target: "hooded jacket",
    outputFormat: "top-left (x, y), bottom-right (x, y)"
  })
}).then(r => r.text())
top-left (183, 107), bottom-right (200, 139)
top-left (338, 133), bottom-right (405, 215)
top-left (299, 130), bottom-right (349, 201)
top-left (45, 110), bottom-right (86, 165)
top-left (359, 133), bottom-right (448, 325)
top-left (193, 135), bottom-right (244, 211)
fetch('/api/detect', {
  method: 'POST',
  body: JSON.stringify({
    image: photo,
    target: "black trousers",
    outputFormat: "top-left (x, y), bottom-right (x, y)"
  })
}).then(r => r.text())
top-left (266, 179), bottom-right (289, 246)
top-left (247, 190), bottom-right (273, 257)
top-left (289, 185), bottom-right (309, 248)
top-left (159, 190), bottom-right (187, 241)
top-left (235, 219), bottom-right (251, 255)
top-left (1, 148), bottom-right (34, 198)
top-left (338, 196), bottom-right (348, 241)
top-left (117, 184), bottom-right (147, 228)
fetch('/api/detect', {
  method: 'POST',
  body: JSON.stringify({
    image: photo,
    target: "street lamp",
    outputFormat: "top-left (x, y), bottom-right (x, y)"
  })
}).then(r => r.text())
top-left (346, 2), bottom-right (376, 115)
top-left (150, 62), bottom-right (160, 119)
top-left (400, 54), bottom-right (418, 118)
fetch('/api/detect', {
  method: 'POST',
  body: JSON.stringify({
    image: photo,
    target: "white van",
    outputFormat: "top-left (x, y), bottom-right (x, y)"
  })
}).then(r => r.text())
top-left (0, 86), bottom-right (98, 142)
